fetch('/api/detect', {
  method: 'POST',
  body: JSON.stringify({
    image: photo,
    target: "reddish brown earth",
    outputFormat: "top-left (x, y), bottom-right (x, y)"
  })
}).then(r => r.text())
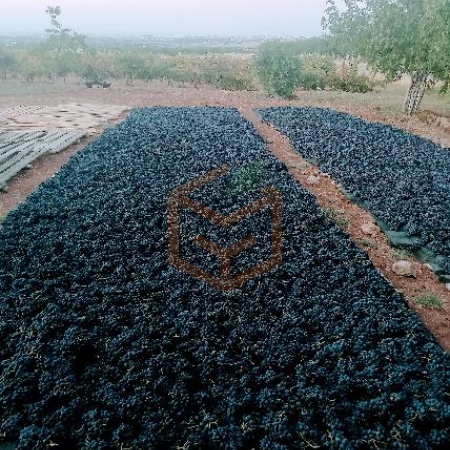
top-left (242, 108), bottom-right (450, 351)
top-left (1, 80), bottom-right (449, 349)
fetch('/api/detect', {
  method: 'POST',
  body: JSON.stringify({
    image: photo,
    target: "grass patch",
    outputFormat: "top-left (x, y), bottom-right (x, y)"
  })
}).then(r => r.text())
top-left (323, 207), bottom-right (350, 229)
top-left (357, 239), bottom-right (373, 248)
top-left (414, 293), bottom-right (444, 310)
top-left (392, 248), bottom-right (413, 260)
top-left (286, 162), bottom-right (310, 170)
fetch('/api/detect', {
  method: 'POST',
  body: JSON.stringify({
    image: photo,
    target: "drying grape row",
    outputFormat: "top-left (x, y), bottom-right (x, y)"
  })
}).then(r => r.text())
top-left (258, 106), bottom-right (450, 282)
top-left (0, 107), bottom-right (449, 449)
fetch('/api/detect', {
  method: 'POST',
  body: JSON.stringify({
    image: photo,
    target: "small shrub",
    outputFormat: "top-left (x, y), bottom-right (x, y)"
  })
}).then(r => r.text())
top-left (137, 54), bottom-right (253, 91)
top-left (0, 50), bottom-right (18, 80)
top-left (323, 207), bottom-right (350, 229)
top-left (330, 62), bottom-right (374, 93)
top-left (115, 52), bottom-right (148, 85)
top-left (80, 51), bottom-right (114, 86)
top-left (297, 55), bottom-right (333, 90)
top-left (227, 160), bottom-right (269, 196)
top-left (16, 51), bottom-right (48, 83)
top-left (298, 69), bottom-right (327, 90)
top-left (200, 55), bottom-right (254, 91)
top-left (323, 207), bottom-right (338, 219)
top-left (298, 55), bottom-right (375, 93)
top-left (392, 249), bottom-right (412, 260)
top-left (254, 43), bottom-right (301, 98)
top-left (358, 239), bottom-right (373, 248)
top-left (414, 293), bottom-right (444, 309)
top-left (139, 57), bottom-right (176, 82)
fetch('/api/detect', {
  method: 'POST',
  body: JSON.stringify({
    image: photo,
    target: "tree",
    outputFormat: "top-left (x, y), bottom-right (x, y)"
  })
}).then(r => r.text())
top-left (45, 5), bottom-right (86, 52)
top-left (0, 51), bottom-right (17, 80)
top-left (254, 42), bottom-right (302, 99)
top-left (323, 0), bottom-right (450, 115)
top-left (53, 52), bottom-right (78, 83)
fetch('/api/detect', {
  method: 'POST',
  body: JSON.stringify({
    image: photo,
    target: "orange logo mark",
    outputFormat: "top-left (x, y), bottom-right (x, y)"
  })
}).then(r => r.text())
top-left (168, 164), bottom-right (282, 292)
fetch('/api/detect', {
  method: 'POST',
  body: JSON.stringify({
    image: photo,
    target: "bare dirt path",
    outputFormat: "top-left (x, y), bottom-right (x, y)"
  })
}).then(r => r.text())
top-left (1, 80), bottom-right (449, 349)
top-left (242, 108), bottom-right (450, 351)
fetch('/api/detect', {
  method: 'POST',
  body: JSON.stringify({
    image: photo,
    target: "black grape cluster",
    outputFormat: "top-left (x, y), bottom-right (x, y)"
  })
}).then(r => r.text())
top-left (258, 107), bottom-right (450, 281)
top-left (0, 107), bottom-right (449, 449)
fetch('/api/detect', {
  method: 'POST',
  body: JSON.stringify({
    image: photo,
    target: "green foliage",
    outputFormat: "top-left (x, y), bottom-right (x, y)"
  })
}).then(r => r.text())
top-left (331, 62), bottom-right (374, 93)
top-left (227, 161), bottom-right (269, 197)
top-left (324, 0), bottom-right (436, 80)
top-left (200, 56), bottom-right (253, 91)
top-left (115, 52), bottom-right (148, 85)
top-left (392, 249), bottom-right (412, 261)
top-left (115, 52), bottom-right (254, 90)
top-left (45, 6), bottom-right (86, 52)
top-left (16, 50), bottom-right (48, 82)
top-left (298, 70), bottom-right (326, 91)
top-left (79, 51), bottom-right (115, 85)
top-left (324, 0), bottom-right (450, 113)
top-left (357, 239), bottom-right (373, 248)
top-left (323, 207), bottom-right (350, 229)
top-left (255, 42), bottom-right (302, 98)
top-left (0, 45), bottom-right (254, 90)
top-left (0, 49), bottom-right (17, 80)
top-left (137, 57), bottom-right (175, 82)
top-left (298, 54), bottom-right (333, 90)
top-left (41, 51), bottom-right (79, 81)
top-left (298, 55), bottom-right (375, 93)
top-left (414, 293), bottom-right (444, 310)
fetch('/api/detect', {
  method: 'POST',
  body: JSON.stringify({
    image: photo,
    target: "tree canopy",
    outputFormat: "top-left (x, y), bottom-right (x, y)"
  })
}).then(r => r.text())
top-left (323, 0), bottom-right (450, 114)
top-left (45, 5), bottom-right (86, 52)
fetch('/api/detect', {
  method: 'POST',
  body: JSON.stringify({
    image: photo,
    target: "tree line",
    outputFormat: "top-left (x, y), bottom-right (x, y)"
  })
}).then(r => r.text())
top-left (1, 1), bottom-right (449, 115)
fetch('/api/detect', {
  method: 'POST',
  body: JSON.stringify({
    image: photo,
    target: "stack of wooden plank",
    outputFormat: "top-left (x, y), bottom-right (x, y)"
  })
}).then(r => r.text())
top-left (0, 103), bottom-right (128, 189)
top-left (0, 106), bottom-right (44, 126)
top-left (0, 104), bottom-right (127, 133)
top-left (0, 130), bottom-right (85, 189)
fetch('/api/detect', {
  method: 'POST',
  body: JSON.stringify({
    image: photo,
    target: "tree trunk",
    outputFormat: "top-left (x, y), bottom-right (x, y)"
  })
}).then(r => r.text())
top-left (403, 78), bottom-right (415, 114)
top-left (404, 72), bottom-right (428, 116)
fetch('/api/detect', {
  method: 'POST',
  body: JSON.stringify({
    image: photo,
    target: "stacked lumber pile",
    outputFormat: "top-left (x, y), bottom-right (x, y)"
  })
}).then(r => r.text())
top-left (0, 103), bottom-right (127, 133)
top-left (0, 103), bottom-right (128, 188)
top-left (0, 130), bottom-right (85, 189)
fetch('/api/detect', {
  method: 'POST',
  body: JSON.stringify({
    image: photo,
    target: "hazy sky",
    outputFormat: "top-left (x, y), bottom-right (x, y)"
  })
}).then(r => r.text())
top-left (1, 0), bottom-right (330, 36)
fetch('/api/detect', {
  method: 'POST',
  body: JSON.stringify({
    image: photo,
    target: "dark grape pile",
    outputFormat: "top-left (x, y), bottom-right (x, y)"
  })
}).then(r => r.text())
top-left (258, 107), bottom-right (450, 281)
top-left (0, 108), bottom-right (449, 449)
